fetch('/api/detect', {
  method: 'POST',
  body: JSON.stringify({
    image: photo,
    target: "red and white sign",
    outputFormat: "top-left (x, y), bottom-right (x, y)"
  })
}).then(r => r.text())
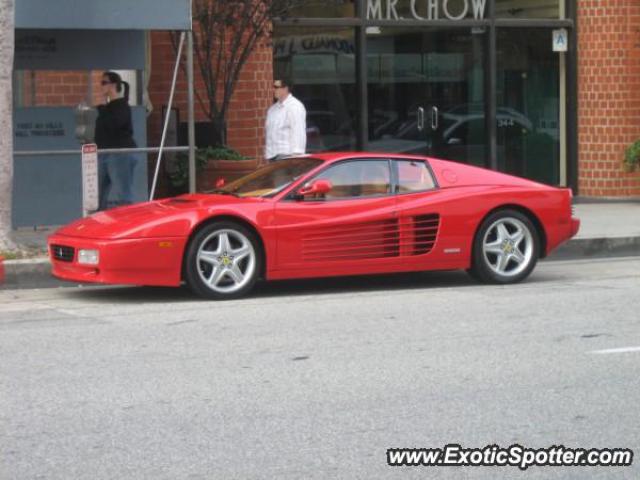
top-left (81, 144), bottom-right (99, 215)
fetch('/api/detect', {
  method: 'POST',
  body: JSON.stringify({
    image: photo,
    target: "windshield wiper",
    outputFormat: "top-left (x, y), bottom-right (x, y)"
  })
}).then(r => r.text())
top-left (204, 189), bottom-right (240, 197)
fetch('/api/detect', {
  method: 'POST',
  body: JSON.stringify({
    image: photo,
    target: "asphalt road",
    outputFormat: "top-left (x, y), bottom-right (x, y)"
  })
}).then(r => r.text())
top-left (1, 258), bottom-right (639, 480)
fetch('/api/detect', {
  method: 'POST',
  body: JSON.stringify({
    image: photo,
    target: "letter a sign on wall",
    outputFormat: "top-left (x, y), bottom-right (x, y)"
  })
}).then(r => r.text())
top-left (553, 29), bottom-right (568, 52)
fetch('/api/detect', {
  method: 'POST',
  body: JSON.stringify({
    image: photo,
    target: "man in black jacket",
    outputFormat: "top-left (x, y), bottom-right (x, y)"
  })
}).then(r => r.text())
top-left (95, 71), bottom-right (137, 211)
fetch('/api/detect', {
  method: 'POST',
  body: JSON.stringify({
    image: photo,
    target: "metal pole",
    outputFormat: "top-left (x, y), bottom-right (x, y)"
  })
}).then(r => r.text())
top-left (14, 146), bottom-right (190, 157)
top-left (356, 0), bottom-right (368, 151)
top-left (187, 31), bottom-right (196, 194)
top-left (486, 2), bottom-right (497, 171)
top-left (149, 32), bottom-right (185, 201)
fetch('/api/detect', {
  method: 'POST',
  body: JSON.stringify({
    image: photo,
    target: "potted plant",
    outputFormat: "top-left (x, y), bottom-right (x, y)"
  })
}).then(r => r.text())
top-left (168, 146), bottom-right (260, 193)
top-left (624, 139), bottom-right (640, 173)
top-left (200, 146), bottom-right (261, 187)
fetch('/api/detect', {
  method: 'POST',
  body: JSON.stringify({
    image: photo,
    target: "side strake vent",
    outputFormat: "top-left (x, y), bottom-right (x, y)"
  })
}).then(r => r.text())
top-left (301, 214), bottom-right (440, 262)
top-left (302, 219), bottom-right (400, 261)
top-left (410, 214), bottom-right (440, 255)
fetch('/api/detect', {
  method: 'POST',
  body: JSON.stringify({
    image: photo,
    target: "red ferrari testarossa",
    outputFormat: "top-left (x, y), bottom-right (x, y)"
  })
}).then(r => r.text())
top-left (49, 153), bottom-right (580, 299)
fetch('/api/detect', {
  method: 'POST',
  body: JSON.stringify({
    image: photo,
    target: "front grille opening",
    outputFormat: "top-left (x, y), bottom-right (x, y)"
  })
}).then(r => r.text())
top-left (51, 244), bottom-right (75, 262)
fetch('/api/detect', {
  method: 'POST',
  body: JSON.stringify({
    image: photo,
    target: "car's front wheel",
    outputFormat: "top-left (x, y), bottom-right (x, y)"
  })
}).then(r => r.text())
top-left (469, 209), bottom-right (540, 284)
top-left (184, 221), bottom-right (262, 299)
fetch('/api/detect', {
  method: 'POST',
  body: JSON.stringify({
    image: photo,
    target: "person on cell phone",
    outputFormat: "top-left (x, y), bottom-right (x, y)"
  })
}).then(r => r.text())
top-left (95, 71), bottom-right (137, 210)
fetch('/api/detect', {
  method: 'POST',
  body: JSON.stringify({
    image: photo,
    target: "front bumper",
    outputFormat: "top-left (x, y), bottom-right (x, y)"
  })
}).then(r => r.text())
top-left (48, 234), bottom-right (188, 287)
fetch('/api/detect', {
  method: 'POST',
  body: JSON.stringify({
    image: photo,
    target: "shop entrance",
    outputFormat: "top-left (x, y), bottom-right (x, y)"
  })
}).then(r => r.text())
top-left (366, 27), bottom-right (487, 167)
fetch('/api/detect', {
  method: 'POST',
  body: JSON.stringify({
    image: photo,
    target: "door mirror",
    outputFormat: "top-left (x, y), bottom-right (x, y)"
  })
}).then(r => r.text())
top-left (447, 137), bottom-right (462, 146)
top-left (215, 177), bottom-right (226, 188)
top-left (298, 179), bottom-right (332, 197)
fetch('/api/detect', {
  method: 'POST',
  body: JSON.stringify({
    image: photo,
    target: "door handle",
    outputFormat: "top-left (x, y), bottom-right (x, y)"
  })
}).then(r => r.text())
top-left (417, 107), bottom-right (425, 132)
top-left (431, 106), bottom-right (439, 130)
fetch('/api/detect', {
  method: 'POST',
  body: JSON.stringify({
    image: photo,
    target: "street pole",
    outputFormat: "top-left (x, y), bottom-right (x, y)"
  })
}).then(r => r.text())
top-left (187, 31), bottom-right (196, 194)
top-left (149, 31), bottom-right (185, 201)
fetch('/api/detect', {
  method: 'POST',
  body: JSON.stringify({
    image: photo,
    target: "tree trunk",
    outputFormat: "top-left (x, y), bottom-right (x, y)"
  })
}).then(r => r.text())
top-left (0, 0), bottom-right (16, 250)
top-left (208, 117), bottom-right (227, 147)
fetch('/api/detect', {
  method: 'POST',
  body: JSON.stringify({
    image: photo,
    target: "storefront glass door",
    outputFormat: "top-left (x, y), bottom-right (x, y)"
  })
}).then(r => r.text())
top-left (366, 27), bottom-right (487, 167)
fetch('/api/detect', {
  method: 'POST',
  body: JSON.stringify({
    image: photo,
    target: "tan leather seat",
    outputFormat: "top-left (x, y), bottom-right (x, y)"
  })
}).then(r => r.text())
top-left (360, 164), bottom-right (390, 196)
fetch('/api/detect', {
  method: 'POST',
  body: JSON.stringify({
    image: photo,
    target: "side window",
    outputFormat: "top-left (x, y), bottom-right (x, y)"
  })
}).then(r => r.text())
top-left (395, 160), bottom-right (436, 193)
top-left (313, 160), bottom-right (391, 199)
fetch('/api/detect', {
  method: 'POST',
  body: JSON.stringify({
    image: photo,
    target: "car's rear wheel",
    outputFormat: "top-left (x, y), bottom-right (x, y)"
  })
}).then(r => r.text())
top-left (184, 221), bottom-right (261, 299)
top-left (469, 209), bottom-right (539, 284)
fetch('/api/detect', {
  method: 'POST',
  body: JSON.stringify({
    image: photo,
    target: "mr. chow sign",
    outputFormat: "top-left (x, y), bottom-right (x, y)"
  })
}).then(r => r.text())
top-left (367, 0), bottom-right (487, 20)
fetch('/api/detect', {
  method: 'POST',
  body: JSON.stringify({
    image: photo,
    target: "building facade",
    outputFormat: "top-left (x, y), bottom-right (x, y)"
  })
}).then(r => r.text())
top-left (177, 0), bottom-right (639, 197)
top-left (14, 0), bottom-right (640, 216)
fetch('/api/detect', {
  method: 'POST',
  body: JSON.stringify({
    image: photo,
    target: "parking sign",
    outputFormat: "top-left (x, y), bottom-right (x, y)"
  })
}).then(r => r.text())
top-left (82, 144), bottom-right (99, 215)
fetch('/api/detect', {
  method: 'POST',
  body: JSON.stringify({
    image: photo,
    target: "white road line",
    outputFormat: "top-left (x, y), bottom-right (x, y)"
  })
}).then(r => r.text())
top-left (589, 346), bottom-right (640, 355)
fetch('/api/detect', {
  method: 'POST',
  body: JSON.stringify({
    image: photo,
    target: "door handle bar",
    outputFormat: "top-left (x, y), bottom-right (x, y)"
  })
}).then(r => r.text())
top-left (417, 107), bottom-right (425, 132)
top-left (431, 106), bottom-right (439, 130)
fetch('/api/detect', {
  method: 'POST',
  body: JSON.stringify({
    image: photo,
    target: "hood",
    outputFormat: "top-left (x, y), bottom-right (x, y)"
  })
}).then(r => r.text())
top-left (55, 194), bottom-right (264, 240)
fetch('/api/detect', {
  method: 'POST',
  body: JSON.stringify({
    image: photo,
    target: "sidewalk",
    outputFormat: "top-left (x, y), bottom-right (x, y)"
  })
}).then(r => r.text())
top-left (550, 202), bottom-right (640, 260)
top-left (2, 201), bottom-right (639, 289)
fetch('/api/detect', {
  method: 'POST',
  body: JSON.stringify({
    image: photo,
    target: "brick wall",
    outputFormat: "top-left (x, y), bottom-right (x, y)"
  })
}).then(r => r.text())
top-left (22, 33), bottom-right (273, 161)
top-left (578, 0), bottom-right (640, 197)
top-left (20, 71), bottom-right (102, 106)
top-left (148, 31), bottom-right (273, 159)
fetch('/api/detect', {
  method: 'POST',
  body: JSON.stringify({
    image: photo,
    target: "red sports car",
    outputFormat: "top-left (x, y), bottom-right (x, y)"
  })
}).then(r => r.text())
top-left (48, 153), bottom-right (580, 299)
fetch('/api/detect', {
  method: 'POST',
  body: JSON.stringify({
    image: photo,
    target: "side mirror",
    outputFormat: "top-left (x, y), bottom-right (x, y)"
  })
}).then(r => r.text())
top-left (298, 179), bottom-right (332, 197)
top-left (447, 137), bottom-right (462, 146)
top-left (215, 177), bottom-right (226, 188)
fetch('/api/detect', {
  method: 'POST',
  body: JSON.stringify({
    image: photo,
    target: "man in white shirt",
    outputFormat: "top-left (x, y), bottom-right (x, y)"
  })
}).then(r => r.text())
top-left (265, 79), bottom-right (307, 162)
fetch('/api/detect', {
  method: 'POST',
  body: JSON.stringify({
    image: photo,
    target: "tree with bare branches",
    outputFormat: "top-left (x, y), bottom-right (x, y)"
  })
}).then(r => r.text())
top-left (174, 0), bottom-right (305, 146)
top-left (0, 0), bottom-right (16, 250)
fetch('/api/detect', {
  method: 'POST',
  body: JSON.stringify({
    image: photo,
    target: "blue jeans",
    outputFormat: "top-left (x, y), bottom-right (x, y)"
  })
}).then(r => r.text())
top-left (98, 153), bottom-right (137, 211)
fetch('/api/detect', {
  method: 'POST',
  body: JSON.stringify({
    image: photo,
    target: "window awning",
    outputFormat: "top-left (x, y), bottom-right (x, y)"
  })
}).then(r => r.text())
top-left (16, 0), bottom-right (192, 31)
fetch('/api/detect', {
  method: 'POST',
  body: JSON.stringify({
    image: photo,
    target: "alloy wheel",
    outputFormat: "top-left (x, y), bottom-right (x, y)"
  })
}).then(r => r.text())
top-left (481, 217), bottom-right (534, 278)
top-left (196, 229), bottom-right (256, 294)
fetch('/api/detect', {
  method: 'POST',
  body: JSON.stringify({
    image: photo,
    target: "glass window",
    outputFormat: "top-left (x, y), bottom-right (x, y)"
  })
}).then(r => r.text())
top-left (366, 27), bottom-right (487, 168)
top-left (395, 160), bottom-right (436, 193)
top-left (273, 27), bottom-right (357, 153)
top-left (287, 0), bottom-right (355, 18)
top-left (497, 29), bottom-right (560, 185)
top-left (312, 160), bottom-right (391, 199)
top-left (222, 157), bottom-right (323, 197)
top-left (495, 0), bottom-right (561, 19)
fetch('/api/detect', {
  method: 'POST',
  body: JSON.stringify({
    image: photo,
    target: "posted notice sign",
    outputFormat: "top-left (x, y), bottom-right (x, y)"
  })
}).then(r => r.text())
top-left (553, 28), bottom-right (568, 52)
top-left (82, 144), bottom-right (99, 214)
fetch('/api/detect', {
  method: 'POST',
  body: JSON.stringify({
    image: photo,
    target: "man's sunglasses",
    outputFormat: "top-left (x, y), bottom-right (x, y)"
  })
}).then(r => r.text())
top-left (273, 84), bottom-right (286, 89)
top-left (101, 80), bottom-right (114, 86)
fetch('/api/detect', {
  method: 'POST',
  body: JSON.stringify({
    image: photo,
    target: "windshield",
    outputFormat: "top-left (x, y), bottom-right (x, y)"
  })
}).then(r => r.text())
top-left (215, 157), bottom-right (323, 198)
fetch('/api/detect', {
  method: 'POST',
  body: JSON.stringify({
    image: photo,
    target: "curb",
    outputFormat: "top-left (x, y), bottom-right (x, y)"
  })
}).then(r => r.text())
top-left (1, 237), bottom-right (639, 290)
top-left (547, 236), bottom-right (640, 261)
top-left (0, 258), bottom-right (67, 290)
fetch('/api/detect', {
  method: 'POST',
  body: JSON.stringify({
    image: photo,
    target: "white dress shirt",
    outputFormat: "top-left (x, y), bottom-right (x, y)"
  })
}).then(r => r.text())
top-left (265, 94), bottom-right (307, 159)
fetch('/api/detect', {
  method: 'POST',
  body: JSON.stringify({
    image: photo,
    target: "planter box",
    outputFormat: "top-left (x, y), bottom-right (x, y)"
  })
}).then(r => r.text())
top-left (197, 158), bottom-right (263, 191)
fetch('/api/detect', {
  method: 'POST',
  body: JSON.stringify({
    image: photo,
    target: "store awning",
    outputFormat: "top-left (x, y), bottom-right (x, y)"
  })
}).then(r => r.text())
top-left (16, 0), bottom-right (192, 31)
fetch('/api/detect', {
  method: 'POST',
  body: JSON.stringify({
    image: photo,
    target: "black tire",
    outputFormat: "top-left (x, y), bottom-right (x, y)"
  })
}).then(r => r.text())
top-left (469, 209), bottom-right (540, 284)
top-left (184, 221), bottom-right (262, 300)
top-left (465, 267), bottom-right (482, 282)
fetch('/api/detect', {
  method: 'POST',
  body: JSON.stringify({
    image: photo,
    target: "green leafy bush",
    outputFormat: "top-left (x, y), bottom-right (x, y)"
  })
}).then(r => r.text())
top-left (624, 139), bottom-right (640, 171)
